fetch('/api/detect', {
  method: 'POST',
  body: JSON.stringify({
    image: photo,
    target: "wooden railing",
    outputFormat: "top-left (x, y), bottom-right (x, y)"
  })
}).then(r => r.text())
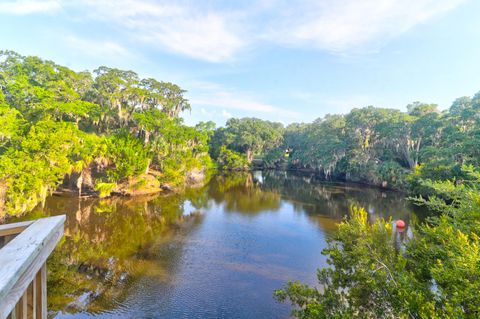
top-left (0, 215), bottom-right (66, 319)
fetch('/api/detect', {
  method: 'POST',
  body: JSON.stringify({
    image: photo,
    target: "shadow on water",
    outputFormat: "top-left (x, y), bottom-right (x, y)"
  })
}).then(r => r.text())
top-left (12, 171), bottom-right (423, 318)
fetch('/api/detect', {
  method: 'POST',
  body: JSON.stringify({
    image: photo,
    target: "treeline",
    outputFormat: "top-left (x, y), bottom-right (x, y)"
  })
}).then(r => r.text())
top-left (211, 95), bottom-right (480, 192)
top-left (0, 51), bottom-right (214, 218)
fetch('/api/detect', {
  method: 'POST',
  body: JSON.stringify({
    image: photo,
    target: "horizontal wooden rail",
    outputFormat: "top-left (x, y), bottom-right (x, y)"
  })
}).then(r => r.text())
top-left (0, 221), bottom-right (34, 238)
top-left (0, 215), bottom-right (65, 319)
top-left (0, 221), bottom-right (36, 250)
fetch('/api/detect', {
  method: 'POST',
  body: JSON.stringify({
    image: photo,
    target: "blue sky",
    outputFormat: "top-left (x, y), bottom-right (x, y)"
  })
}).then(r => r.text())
top-left (0, 0), bottom-right (479, 126)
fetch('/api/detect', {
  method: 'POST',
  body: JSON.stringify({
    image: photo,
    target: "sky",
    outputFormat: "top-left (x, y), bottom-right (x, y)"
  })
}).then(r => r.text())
top-left (0, 0), bottom-right (479, 126)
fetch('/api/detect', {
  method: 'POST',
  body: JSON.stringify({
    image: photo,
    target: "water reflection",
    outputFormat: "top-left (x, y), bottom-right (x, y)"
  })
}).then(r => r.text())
top-left (12, 171), bottom-right (420, 318)
top-left (19, 189), bottom-right (206, 315)
top-left (259, 170), bottom-right (419, 220)
top-left (208, 173), bottom-right (281, 214)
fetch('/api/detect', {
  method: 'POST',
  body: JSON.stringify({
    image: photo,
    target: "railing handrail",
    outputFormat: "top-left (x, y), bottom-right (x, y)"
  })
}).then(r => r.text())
top-left (0, 220), bottom-right (34, 238)
top-left (0, 215), bottom-right (65, 318)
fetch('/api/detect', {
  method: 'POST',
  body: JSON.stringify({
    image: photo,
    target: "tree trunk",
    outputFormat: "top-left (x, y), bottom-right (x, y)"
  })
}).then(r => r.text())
top-left (144, 130), bottom-right (150, 145)
top-left (414, 138), bottom-right (422, 168)
top-left (0, 179), bottom-right (7, 217)
top-left (145, 158), bottom-right (151, 175)
top-left (117, 101), bottom-right (122, 124)
top-left (246, 148), bottom-right (253, 163)
top-left (76, 175), bottom-right (83, 197)
top-left (245, 173), bottom-right (253, 187)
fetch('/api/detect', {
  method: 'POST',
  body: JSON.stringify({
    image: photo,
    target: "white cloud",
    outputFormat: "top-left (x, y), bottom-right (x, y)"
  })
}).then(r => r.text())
top-left (222, 109), bottom-right (233, 118)
top-left (77, 0), bottom-right (246, 63)
top-left (137, 13), bottom-right (244, 63)
top-left (0, 0), bottom-right (61, 15)
top-left (81, 0), bottom-right (465, 60)
top-left (64, 35), bottom-right (130, 59)
top-left (1, 0), bottom-right (465, 61)
top-left (189, 81), bottom-right (300, 119)
top-left (268, 0), bottom-right (466, 53)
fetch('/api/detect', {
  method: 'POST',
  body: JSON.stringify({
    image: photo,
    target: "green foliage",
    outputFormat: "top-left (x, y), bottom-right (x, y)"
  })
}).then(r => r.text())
top-left (105, 132), bottom-right (150, 182)
top-left (95, 182), bottom-right (117, 198)
top-left (377, 160), bottom-right (409, 189)
top-left (0, 103), bottom-right (26, 151)
top-left (262, 147), bottom-right (288, 169)
top-left (0, 120), bottom-right (103, 217)
top-left (210, 117), bottom-right (284, 163)
top-left (154, 120), bottom-right (214, 186)
top-left (276, 200), bottom-right (480, 318)
top-left (216, 146), bottom-right (249, 171)
top-left (0, 51), bottom-right (212, 218)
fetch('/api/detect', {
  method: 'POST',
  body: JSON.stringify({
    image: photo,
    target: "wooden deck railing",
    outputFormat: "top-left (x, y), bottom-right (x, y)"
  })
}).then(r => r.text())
top-left (0, 215), bottom-right (66, 319)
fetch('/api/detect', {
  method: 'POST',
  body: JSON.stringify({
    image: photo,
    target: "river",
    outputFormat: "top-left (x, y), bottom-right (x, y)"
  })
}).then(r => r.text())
top-left (16, 171), bottom-right (422, 318)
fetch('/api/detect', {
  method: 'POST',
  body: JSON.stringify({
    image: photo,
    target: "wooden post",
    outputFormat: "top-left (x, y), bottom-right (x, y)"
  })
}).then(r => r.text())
top-left (37, 265), bottom-right (47, 319)
top-left (0, 216), bottom-right (65, 319)
top-left (26, 279), bottom-right (34, 319)
top-left (15, 291), bottom-right (27, 319)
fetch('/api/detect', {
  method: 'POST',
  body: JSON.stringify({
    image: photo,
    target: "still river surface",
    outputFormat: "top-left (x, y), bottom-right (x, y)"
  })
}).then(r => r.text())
top-left (17, 171), bottom-right (422, 318)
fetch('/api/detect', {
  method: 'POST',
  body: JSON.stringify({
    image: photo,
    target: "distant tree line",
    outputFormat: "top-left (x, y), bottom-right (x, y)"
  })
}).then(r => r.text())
top-left (211, 95), bottom-right (480, 193)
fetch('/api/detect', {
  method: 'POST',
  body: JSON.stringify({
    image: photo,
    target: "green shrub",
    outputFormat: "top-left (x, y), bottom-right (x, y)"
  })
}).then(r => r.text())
top-left (105, 132), bottom-right (150, 182)
top-left (94, 182), bottom-right (117, 198)
top-left (216, 146), bottom-right (249, 171)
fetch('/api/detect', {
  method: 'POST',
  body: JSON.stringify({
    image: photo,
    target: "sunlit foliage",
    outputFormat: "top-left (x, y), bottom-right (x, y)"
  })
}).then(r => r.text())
top-left (0, 51), bottom-right (211, 218)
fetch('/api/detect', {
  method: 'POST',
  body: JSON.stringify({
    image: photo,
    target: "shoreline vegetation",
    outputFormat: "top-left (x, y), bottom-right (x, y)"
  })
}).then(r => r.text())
top-left (1, 51), bottom-right (480, 317)
top-left (0, 51), bottom-right (215, 220)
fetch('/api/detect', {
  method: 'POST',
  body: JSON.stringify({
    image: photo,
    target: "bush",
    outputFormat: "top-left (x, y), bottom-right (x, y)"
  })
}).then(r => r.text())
top-left (377, 160), bottom-right (409, 189)
top-left (105, 132), bottom-right (150, 182)
top-left (263, 147), bottom-right (288, 169)
top-left (94, 182), bottom-right (117, 198)
top-left (216, 146), bottom-right (249, 171)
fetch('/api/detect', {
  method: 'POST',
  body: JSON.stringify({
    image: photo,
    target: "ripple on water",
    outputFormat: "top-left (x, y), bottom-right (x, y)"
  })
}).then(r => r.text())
top-left (39, 172), bottom-right (421, 319)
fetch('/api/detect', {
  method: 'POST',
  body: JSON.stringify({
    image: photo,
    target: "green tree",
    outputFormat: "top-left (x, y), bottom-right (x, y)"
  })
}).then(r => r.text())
top-left (213, 118), bottom-right (284, 163)
top-left (216, 146), bottom-right (249, 171)
top-left (0, 51), bottom-right (210, 218)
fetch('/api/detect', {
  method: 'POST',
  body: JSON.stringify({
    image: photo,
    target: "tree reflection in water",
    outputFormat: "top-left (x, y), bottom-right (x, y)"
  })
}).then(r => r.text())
top-left (12, 172), bottom-right (421, 316)
top-left (19, 188), bottom-right (208, 314)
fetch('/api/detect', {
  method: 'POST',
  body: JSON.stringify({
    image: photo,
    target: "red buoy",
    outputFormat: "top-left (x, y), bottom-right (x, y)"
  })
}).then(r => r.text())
top-left (396, 220), bottom-right (406, 228)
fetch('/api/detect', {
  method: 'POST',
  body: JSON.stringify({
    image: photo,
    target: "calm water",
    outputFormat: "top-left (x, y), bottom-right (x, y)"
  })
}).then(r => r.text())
top-left (18, 171), bottom-right (421, 318)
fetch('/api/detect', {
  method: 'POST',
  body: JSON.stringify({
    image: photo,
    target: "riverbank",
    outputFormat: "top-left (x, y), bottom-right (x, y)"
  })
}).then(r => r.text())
top-left (54, 167), bottom-right (209, 199)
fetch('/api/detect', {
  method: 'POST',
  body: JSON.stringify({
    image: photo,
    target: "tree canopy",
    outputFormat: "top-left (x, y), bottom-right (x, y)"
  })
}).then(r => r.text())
top-left (0, 51), bottom-right (212, 218)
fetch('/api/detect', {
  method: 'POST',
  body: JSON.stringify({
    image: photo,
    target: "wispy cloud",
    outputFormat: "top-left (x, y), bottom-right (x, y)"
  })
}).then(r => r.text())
top-left (221, 109), bottom-right (233, 119)
top-left (0, 0), bottom-right (61, 15)
top-left (82, 0), bottom-right (464, 60)
top-left (0, 0), bottom-right (465, 61)
top-left (267, 0), bottom-right (466, 54)
top-left (189, 81), bottom-right (300, 118)
top-left (64, 35), bottom-right (130, 59)
top-left (77, 0), bottom-right (246, 63)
